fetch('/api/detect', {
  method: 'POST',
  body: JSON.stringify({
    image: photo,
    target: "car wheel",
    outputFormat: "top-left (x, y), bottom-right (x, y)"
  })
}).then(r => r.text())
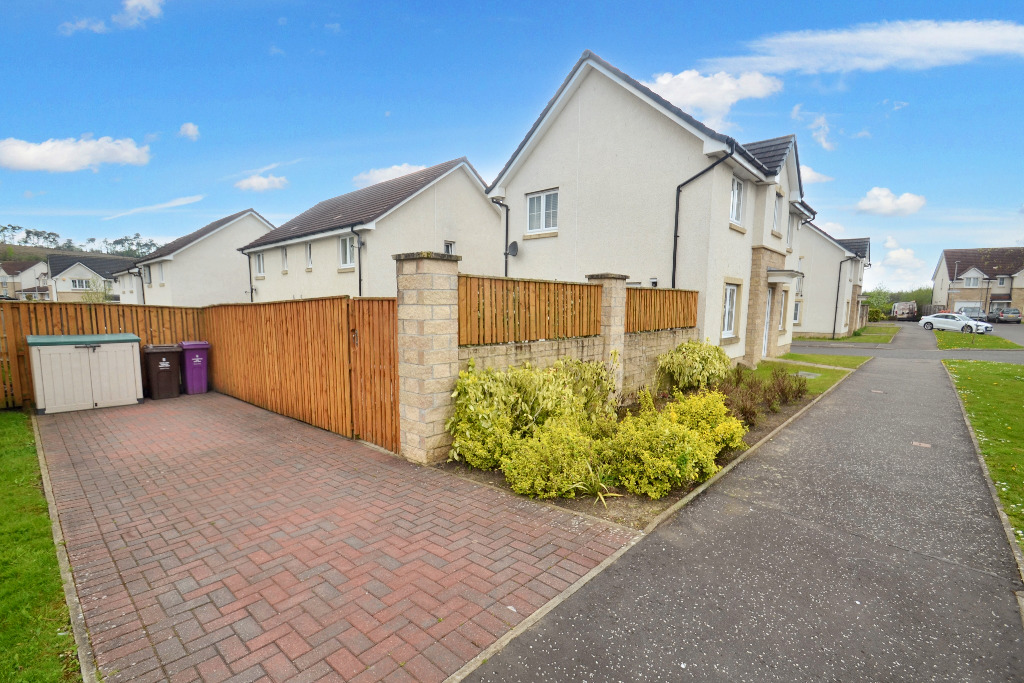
top-left (923, 322), bottom-right (933, 330)
top-left (961, 325), bottom-right (972, 333)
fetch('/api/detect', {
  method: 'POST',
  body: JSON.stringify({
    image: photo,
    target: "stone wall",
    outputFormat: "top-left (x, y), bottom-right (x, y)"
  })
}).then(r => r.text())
top-left (622, 327), bottom-right (700, 400)
top-left (743, 247), bottom-right (787, 366)
top-left (458, 336), bottom-right (604, 372)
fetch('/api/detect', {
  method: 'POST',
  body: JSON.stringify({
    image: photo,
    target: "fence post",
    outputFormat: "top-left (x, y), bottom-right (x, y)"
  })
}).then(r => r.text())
top-left (393, 252), bottom-right (461, 465)
top-left (586, 273), bottom-right (628, 397)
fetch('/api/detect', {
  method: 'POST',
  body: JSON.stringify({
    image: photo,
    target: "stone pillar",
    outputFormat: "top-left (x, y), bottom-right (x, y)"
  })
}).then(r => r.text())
top-left (586, 273), bottom-right (628, 396)
top-left (393, 252), bottom-right (461, 465)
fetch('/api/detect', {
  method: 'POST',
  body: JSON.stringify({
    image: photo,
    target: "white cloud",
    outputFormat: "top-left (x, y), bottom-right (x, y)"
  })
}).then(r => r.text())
top-left (800, 165), bottom-right (833, 184)
top-left (857, 187), bottom-right (926, 216)
top-left (884, 236), bottom-right (900, 249)
top-left (892, 101), bottom-right (909, 111)
top-left (325, 23), bottom-right (341, 34)
top-left (23, 190), bottom-right (45, 199)
top-left (352, 164), bottom-right (427, 189)
top-left (235, 174), bottom-right (288, 192)
top-left (704, 20), bottom-right (1024, 74)
top-left (852, 129), bottom-right (871, 139)
top-left (104, 194), bottom-right (204, 220)
top-left (642, 70), bottom-right (782, 130)
top-left (819, 221), bottom-right (846, 235)
top-left (790, 103), bottom-right (803, 120)
top-left (0, 135), bottom-right (150, 172)
top-left (58, 18), bottom-right (109, 35)
top-left (269, 45), bottom-right (285, 56)
top-left (178, 122), bottom-right (199, 141)
top-left (883, 247), bottom-right (924, 269)
top-left (112, 0), bottom-right (164, 29)
top-left (809, 115), bottom-right (834, 151)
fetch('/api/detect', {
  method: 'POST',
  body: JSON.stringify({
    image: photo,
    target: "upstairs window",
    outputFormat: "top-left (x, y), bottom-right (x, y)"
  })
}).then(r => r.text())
top-left (255, 252), bottom-right (265, 276)
top-left (773, 193), bottom-right (783, 233)
top-left (305, 242), bottom-right (313, 269)
top-left (998, 277), bottom-right (1006, 286)
top-left (71, 279), bottom-right (89, 290)
top-left (730, 177), bottom-right (744, 224)
top-left (143, 265), bottom-right (152, 284)
top-left (281, 247), bottom-right (288, 271)
top-left (158, 263), bottom-right (165, 283)
top-left (339, 235), bottom-right (356, 268)
top-left (443, 241), bottom-right (456, 255)
top-left (527, 189), bottom-right (558, 232)
top-left (787, 214), bottom-right (796, 248)
top-left (964, 276), bottom-right (979, 288)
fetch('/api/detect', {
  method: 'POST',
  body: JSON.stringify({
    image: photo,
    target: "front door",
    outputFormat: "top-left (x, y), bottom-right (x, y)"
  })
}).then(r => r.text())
top-left (763, 288), bottom-right (773, 357)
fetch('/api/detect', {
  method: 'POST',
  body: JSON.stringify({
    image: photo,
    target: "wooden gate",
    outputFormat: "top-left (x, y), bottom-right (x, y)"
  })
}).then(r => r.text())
top-left (347, 298), bottom-right (400, 453)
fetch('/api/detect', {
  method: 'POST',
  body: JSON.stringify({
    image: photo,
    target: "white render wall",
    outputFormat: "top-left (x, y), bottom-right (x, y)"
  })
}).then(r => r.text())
top-left (250, 166), bottom-right (503, 301)
top-left (792, 227), bottom-right (855, 336)
top-left (115, 272), bottom-right (145, 304)
top-left (141, 212), bottom-right (270, 307)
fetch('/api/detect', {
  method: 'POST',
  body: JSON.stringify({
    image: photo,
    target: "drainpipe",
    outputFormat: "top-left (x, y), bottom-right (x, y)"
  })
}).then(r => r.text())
top-left (492, 198), bottom-right (510, 277)
top-left (246, 255), bottom-right (254, 302)
top-left (347, 227), bottom-right (363, 297)
top-left (672, 142), bottom-right (735, 288)
top-left (832, 256), bottom-right (857, 339)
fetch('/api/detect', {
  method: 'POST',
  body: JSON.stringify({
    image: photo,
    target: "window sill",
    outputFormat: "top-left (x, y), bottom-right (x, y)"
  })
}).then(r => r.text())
top-left (721, 335), bottom-right (741, 345)
top-left (786, 247), bottom-right (793, 254)
top-left (281, 270), bottom-right (288, 275)
top-left (771, 230), bottom-right (783, 239)
top-left (159, 283), bottom-right (166, 287)
top-left (146, 284), bottom-right (152, 288)
top-left (254, 275), bottom-right (266, 280)
top-left (523, 230), bottom-right (558, 240)
top-left (728, 223), bottom-right (746, 234)
top-left (337, 266), bottom-right (355, 273)
top-left (305, 267), bottom-right (313, 272)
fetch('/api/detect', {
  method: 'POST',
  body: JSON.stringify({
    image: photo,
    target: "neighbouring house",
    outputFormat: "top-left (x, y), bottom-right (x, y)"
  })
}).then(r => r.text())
top-left (240, 158), bottom-right (502, 300)
top-left (1, 260), bottom-right (48, 299)
top-left (932, 247), bottom-right (1024, 315)
top-left (45, 254), bottom-right (137, 302)
top-left (484, 50), bottom-right (830, 364)
top-left (114, 209), bottom-right (275, 306)
top-left (789, 225), bottom-right (871, 338)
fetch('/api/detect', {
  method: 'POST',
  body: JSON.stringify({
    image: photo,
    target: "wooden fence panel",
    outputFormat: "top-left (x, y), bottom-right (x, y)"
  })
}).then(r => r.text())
top-left (457, 275), bottom-right (602, 345)
top-left (0, 302), bottom-right (202, 408)
top-left (625, 288), bottom-right (699, 333)
top-left (348, 298), bottom-right (399, 453)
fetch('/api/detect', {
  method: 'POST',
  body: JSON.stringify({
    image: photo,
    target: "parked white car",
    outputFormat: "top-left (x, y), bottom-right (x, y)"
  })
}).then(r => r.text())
top-left (919, 313), bottom-right (993, 334)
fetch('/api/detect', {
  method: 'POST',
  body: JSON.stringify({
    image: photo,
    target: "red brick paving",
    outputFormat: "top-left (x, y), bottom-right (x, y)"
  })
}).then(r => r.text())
top-left (40, 393), bottom-right (637, 682)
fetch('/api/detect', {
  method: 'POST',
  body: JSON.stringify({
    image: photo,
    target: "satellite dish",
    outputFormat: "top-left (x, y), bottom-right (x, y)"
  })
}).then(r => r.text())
top-left (507, 241), bottom-right (519, 257)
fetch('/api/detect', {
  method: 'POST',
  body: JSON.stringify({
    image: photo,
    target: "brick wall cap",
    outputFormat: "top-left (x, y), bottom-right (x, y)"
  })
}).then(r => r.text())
top-left (392, 251), bottom-right (462, 262)
top-left (585, 273), bottom-right (628, 280)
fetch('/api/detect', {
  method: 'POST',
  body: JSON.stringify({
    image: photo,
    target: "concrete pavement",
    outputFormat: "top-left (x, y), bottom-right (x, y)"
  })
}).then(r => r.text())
top-left (468, 324), bottom-right (1024, 681)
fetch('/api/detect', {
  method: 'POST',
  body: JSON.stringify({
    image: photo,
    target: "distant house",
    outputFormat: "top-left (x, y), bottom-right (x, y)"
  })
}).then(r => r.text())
top-left (790, 226), bottom-right (871, 337)
top-left (932, 247), bottom-right (1024, 315)
top-left (240, 158), bottom-right (502, 300)
top-left (115, 209), bottom-right (275, 306)
top-left (46, 254), bottom-right (137, 302)
top-left (1, 260), bottom-right (48, 299)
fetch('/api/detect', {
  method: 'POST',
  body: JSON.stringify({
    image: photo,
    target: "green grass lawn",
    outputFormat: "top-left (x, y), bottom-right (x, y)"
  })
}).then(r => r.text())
top-left (753, 361), bottom-right (850, 395)
top-left (863, 324), bottom-right (901, 334)
top-left (795, 326), bottom-right (898, 344)
top-left (781, 353), bottom-right (871, 369)
top-left (0, 410), bottom-right (80, 682)
top-left (944, 361), bottom-right (1024, 550)
top-left (933, 331), bottom-right (1024, 350)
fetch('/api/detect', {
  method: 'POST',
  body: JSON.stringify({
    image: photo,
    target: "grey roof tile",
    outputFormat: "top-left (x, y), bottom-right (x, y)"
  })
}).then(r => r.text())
top-left (141, 209), bottom-right (271, 263)
top-left (837, 238), bottom-right (871, 260)
top-left (742, 135), bottom-right (796, 175)
top-left (48, 254), bottom-right (137, 280)
top-left (941, 247), bottom-right (1024, 280)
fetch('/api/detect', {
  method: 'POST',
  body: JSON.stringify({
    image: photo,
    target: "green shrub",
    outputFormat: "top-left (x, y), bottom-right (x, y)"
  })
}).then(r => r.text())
top-left (501, 417), bottom-right (600, 499)
top-left (602, 391), bottom-right (719, 499)
top-left (446, 362), bottom-right (517, 470)
top-left (718, 368), bottom-right (763, 426)
top-left (664, 389), bottom-right (747, 456)
top-left (768, 366), bottom-right (808, 405)
top-left (552, 357), bottom-right (617, 421)
top-left (657, 339), bottom-right (731, 391)
top-left (868, 308), bottom-right (886, 322)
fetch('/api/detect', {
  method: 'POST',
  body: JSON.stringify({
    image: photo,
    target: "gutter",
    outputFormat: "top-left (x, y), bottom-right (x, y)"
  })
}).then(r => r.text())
top-left (492, 198), bottom-right (511, 277)
top-left (671, 142), bottom-right (736, 288)
top-left (832, 256), bottom-right (857, 339)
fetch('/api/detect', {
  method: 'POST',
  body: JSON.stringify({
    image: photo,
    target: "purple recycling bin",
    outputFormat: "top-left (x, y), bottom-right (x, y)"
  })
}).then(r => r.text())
top-left (178, 341), bottom-right (210, 394)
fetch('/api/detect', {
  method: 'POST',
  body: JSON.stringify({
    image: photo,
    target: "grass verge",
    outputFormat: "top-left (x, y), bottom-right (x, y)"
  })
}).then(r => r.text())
top-left (0, 410), bottom-right (80, 682)
top-left (795, 326), bottom-right (898, 344)
top-left (944, 360), bottom-right (1024, 550)
top-left (933, 331), bottom-right (1024, 350)
top-left (781, 353), bottom-right (871, 369)
top-left (752, 361), bottom-right (849, 395)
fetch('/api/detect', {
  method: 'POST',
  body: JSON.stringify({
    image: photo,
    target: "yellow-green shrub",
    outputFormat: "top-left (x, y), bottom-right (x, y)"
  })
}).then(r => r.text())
top-left (500, 417), bottom-right (599, 499)
top-left (657, 339), bottom-right (731, 391)
top-left (446, 362), bottom-right (516, 470)
top-left (664, 389), bottom-right (747, 458)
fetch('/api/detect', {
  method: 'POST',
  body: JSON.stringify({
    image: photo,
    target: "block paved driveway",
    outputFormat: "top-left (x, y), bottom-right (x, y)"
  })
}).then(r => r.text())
top-left (39, 393), bottom-right (637, 682)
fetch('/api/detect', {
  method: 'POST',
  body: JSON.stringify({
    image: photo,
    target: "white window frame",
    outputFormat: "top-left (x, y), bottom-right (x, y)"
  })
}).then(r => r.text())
top-left (730, 177), bottom-right (744, 224)
top-left (305, 242), bottom-right (313, 269)
top-left (787, 214), bottom-right (796, 248)
top-left (255, 252), bottom-right (265, 276)
top-left (793, 300), bottom-right (802, 324)
top-left (772, 193), bottom-right (783, 234)
top-left (281, 247), bottom-right (288, 271)
top-left (998, 277), bottom-right (1006, 286)
top-left (339, 235), bottom-right (356, 268)
top-left (443, 241), bottom-right (456, 255)
top-left (778, 290), bottom-right (787, 330)
top-left (71, 278), bottom-right (90, 290)
top-left (143, 265), bottom-right (152, 284)
top-left (964, 276), bottom-right (979, 288)
top-left (158, 263), bottom-right (165, 283)
top-left (526, 189), bottom-right (558, 233)
top-left (722, 284), bottom-right (738, 338)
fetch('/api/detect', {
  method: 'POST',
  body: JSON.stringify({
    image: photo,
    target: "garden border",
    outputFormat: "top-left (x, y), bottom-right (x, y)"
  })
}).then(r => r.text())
top-left (31, 413), bottom-right (100, 683)
top-left (941, 361), bottom-right (1024, 630)
top-left (446, 357), bottom-right (868, 682)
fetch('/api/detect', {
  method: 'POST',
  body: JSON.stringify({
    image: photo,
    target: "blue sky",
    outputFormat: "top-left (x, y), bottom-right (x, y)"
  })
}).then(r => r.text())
top-left (2, 0), bottom-right (1023, 291)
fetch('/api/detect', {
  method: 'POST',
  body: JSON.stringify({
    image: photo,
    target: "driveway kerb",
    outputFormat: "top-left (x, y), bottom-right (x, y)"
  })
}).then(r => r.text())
top-left (31, 413), bottom-right (101, 683)
top-left (941, 360), bottom-right (1024, 629)
top-left (446, 358), bottom-right (867, 682)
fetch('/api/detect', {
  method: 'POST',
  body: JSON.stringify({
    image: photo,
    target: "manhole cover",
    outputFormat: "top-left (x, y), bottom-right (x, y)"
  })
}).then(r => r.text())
top-left (795, 371), bottom-right (821, 378)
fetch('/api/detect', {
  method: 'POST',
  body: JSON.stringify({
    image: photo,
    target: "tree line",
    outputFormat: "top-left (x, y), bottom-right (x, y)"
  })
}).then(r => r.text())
top-left (1, 224), bottom-right (159, 258)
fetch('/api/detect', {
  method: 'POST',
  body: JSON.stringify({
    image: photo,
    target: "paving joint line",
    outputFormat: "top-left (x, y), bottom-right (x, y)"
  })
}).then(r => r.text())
top-left (445, 358), bottom-right (867, 682)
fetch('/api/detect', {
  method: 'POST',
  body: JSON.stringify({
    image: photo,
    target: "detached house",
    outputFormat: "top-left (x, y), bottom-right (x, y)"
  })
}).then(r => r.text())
top-left (45, 254), bottom-right (136, 302)
top-left (789, 225), bottom-right (870, 337)
top-left (932, 247), bottom-right (1024, 315)
top-left (486, 50), bottom-right (824, 364)
top-left (115, 209), bottom-right (275, 306)
top-left (241, 158), bottom-right (502, 300)
top-left (1, 260), bottom-right (48, 299)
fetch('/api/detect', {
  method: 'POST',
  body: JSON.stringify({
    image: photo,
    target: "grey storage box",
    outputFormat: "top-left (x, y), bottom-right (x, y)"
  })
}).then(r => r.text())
top-left (28, 334), bottom-right (144, 414)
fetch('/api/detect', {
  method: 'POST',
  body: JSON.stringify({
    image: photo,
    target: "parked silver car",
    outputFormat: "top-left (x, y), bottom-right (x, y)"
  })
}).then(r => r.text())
top-left (987, 307), bottom-right (1022, 324)
top-left (919, 312), bottom-right (993, 334)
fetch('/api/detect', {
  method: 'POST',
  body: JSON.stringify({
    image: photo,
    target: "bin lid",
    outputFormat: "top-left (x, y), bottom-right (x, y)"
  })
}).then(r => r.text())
top-left (143, 344), bottom-right (181, 353)
top-left (27, 333), bottom-right (141, 346)
top-left (178, 341), bottom-right (210, 349)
